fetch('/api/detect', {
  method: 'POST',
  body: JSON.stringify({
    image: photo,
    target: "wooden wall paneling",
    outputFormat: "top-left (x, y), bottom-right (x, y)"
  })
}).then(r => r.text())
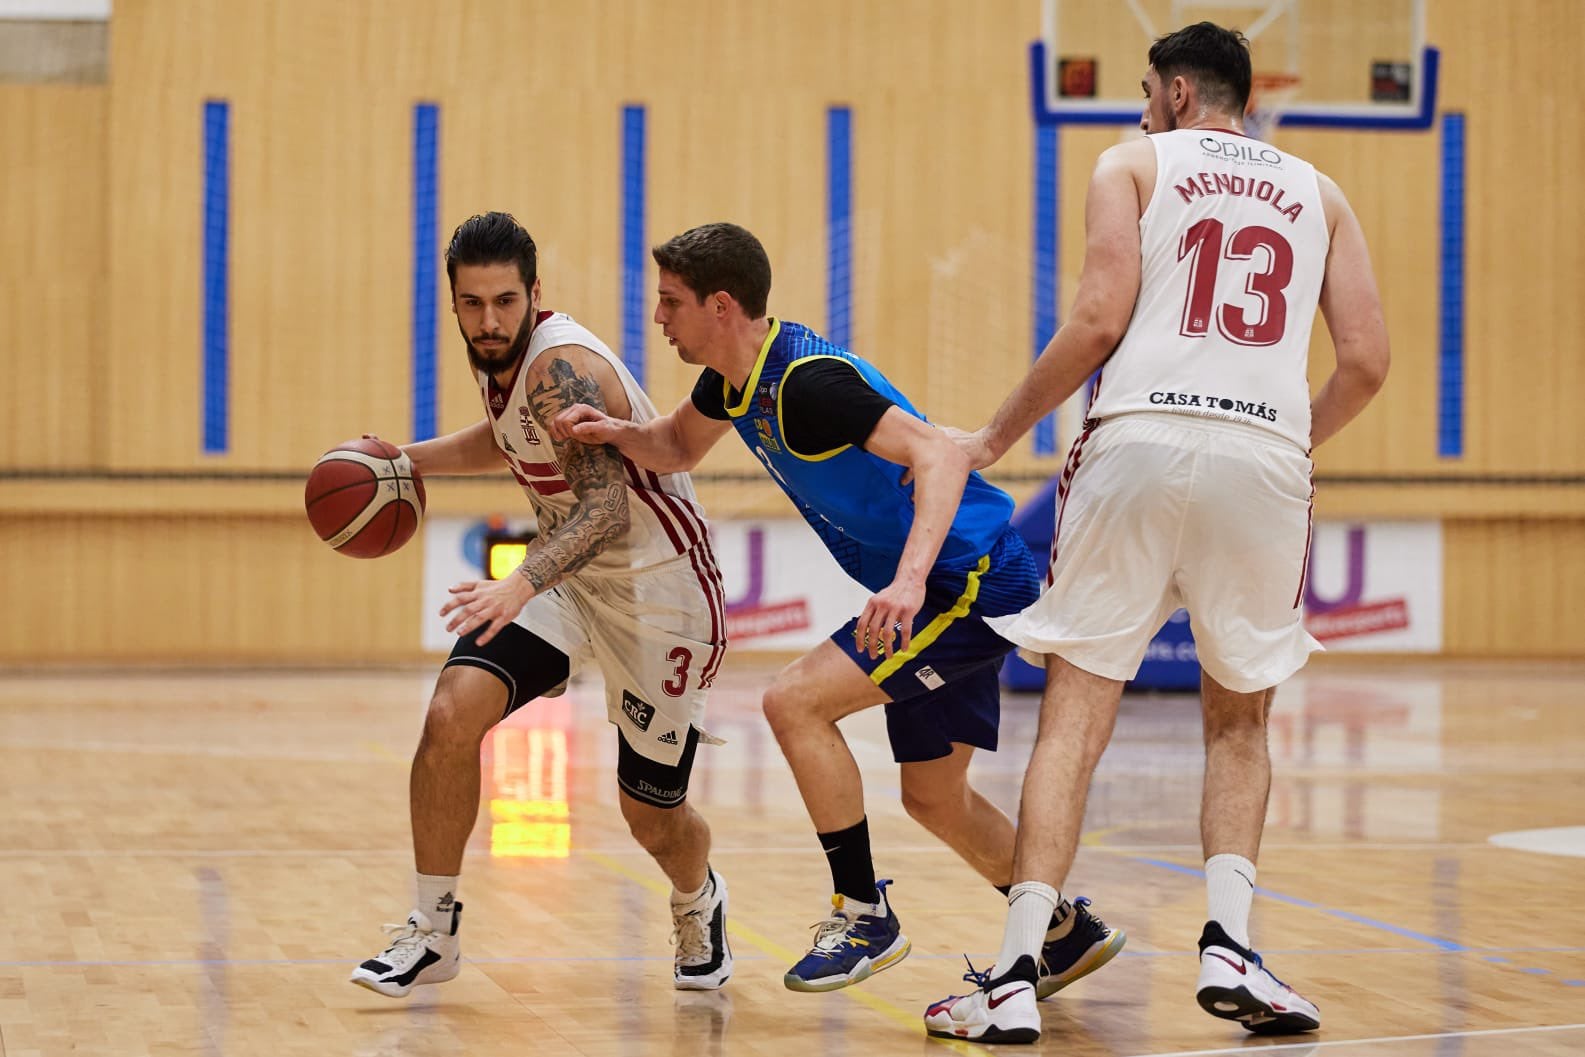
top-left (0, 515), bottom-right (422, 663)
top-left (1443, 519), bottom-right (1585, 656)
top-left (0, 87), bottom-right (107, 470)
top-left (1430, 2), bottom-right (1585, 475)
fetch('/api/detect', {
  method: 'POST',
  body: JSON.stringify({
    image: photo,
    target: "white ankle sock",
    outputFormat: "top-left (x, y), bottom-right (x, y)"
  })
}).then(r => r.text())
top-left (416, 873), bottom-right (460, 930)
top-left (671, 871), bottom-right (712, 907)
top-left (993, 881), bottom-right (1061, 977)
top-left (1205, 854), bottom-right (1256, 948)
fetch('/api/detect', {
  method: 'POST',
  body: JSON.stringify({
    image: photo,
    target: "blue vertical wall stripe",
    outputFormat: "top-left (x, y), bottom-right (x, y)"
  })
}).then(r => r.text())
top-left (201, 100), bottom-right (230, 454)
top-left (1438, 112), bottom-right (1466, 458)
top-left (411, 103), bottom-right (440, 443)
top-left (621, 106), bottom-right (647, 384)
top-left (1032, 122), bottom-right (1059, 455)
top-left (827, 106), bottom-right (853, 347)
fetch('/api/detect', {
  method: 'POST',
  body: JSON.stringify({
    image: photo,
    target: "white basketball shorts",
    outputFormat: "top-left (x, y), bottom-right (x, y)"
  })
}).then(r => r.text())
top-left (989, 412), bottom-right (1321, 692)
top-left (515, 551), bottom-right (726, 767)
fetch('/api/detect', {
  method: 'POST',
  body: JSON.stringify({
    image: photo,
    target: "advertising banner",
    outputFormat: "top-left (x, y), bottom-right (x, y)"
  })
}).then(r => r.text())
top-left (423, 517), bottom-right (867, 652)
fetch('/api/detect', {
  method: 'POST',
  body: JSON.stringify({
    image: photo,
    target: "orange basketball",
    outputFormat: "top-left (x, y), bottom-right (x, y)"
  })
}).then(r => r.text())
top-left (305, 437), bottom-right (426, 558)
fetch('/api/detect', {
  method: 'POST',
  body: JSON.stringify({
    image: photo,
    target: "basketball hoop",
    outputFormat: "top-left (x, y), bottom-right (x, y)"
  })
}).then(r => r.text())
top-left (1245, 72), bottom-right (1302, 142)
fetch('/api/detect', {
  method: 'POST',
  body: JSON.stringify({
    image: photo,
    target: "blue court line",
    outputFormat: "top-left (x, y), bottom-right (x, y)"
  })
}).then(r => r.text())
top-left (620, 105), bottom-right (646, 384)
top-left (1031, 120), bottom-right (1058, 455)
top-left (411, 103), bottom-right (440, 442)
top-left (1130, 855), bottom-right (1469, 951)
top-left (1438, 112), bottom-right (1466, 458)
top-left (201, 100), bottom-right (230, 454)
top-left (826, 106), bottom-right (853, 348)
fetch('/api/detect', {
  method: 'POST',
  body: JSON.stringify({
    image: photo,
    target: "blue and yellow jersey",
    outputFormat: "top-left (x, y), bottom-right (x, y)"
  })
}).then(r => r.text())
top-left (693, 319), bottom-right (1015, 593)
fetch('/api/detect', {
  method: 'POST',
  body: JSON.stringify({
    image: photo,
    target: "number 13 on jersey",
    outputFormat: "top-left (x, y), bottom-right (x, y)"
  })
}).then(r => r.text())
top-left (1178, 219), bottom-right (1294, 347)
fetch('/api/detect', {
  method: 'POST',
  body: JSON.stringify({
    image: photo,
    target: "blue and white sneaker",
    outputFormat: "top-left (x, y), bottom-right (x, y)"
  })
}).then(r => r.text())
top-left (1036, 896), bottom-right (1127, 999)
top-left (783, 879), bottom-right (911, 992)
top-left (1196, 921), bottom-right (1320, 1034)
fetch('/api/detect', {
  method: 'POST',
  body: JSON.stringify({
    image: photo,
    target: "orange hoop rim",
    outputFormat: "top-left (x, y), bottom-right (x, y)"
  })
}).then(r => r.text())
top-left (1247, 73), bottom-right (1303, 115)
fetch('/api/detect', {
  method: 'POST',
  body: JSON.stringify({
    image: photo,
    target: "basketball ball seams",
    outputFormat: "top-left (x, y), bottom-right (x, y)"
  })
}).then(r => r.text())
top-left (305, 439), bottom-right (426, 557)
top-left (304, 477), bottom-right (381, 511)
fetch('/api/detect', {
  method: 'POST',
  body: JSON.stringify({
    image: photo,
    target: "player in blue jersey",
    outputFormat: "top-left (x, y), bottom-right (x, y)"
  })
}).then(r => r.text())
top-left (551, 222), bottom-right (1124, 994)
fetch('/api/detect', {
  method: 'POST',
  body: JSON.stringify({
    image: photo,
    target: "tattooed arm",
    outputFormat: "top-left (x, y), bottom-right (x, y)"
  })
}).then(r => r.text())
top-left (440, 346), bottom-right (634, 644)
top-left (515, 349), bottom-right (633, 592)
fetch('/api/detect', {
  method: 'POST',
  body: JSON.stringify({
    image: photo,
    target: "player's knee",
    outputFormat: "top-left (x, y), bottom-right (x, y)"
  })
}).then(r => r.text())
top-left (900, 785), bottom-right (956, 830)
top-left (760, 682), bottom-right (802, 738)
top-left (900, 767), bottom-right (969, 829)
top-left (1201, 708), bottom-right (1269, 749)
top-left (418, 669), bottom-right (502, 754)
top-left (621, 793), bottom-right (685, 851)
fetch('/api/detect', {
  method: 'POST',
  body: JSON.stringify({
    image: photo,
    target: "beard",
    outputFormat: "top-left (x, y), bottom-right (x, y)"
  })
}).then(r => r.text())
top-left (464, 311), bottom-right (535, 376)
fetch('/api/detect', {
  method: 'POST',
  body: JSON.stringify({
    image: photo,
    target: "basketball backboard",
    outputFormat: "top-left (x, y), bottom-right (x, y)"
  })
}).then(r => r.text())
top-left (1036, 0), bottom-right (1436, 130)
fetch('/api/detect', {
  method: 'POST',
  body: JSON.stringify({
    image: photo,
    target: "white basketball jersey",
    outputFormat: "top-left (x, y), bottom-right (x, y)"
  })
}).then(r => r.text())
top-left (1087, 129), bottom-right (1329, 451)
top-left (477, 311), bottom-right (720, 579)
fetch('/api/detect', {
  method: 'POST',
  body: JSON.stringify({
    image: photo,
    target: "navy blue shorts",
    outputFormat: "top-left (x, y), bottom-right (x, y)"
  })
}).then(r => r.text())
top-left (830, 526), bottom-right (1041, 763)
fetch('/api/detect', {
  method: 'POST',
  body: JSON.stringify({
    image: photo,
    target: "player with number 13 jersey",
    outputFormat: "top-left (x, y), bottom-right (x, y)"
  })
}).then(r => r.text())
top-left (1086, 127), bottom-right (1327, 451)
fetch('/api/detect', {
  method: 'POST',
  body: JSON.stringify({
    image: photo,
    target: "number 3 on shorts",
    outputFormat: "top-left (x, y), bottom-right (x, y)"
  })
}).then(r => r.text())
top-left (662, 646), bottom-right (692, 698)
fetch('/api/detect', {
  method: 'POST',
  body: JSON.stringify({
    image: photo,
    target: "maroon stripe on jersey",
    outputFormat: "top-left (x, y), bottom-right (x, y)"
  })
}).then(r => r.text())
top-left (622, 456), bottom-right (687, 554)
top-left (517, 459), bottom-right (560, 476)
top-left (689, 521), bottom-right (728, 686)
top-left (639, 467), bottom-right (701, 548)
top-left (685, 544), bottom-right (727, 688)
top-left (639, 467), bottom-right (728, 684)
top-left (1047, 423), bottom-right (1096, 586)
top-left (530, 480), bottom-right (570, 497)
top-left (631, 465), bottom-right (726, 683)
top-left (502, 455), bottom-right (533, 487)
top-left (1292, 470), bottom-right (1316, 609)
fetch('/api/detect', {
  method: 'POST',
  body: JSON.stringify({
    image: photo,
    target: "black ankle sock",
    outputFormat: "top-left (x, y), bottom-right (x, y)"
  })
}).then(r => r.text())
top-left (817, 818), bottom-right (878, 904)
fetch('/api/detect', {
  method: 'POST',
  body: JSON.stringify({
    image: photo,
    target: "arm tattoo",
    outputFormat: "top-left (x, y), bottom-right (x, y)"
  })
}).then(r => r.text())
top-left (517, 355), bottom-right (631, 593)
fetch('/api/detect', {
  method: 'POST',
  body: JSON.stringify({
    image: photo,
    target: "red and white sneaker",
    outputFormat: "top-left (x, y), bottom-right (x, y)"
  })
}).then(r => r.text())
top-left (1196, 921), bottom-right (1320, 1034)
top-left (923, 954), bottom-right (1041, 1044)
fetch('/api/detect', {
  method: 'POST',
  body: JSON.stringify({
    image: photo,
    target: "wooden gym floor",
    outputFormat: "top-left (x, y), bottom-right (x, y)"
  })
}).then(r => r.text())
top-left (1, 658), bottom-right (1582, 1056)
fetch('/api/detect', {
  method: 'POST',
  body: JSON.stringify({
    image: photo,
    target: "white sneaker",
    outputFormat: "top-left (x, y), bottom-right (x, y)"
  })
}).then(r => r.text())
top-left (671, 869), bottom-right (732, 990)
top-left (923, 954), bottom-right (1041, 1044)
top-left (1196, 921), bottom-right (1320, 1034)
top-left (349, 903), bottom-right (462, 998)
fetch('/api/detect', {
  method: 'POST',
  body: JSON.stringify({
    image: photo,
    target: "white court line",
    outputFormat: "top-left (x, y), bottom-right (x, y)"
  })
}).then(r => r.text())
top-left (1135, 1021), bottom-right (1585, 1057)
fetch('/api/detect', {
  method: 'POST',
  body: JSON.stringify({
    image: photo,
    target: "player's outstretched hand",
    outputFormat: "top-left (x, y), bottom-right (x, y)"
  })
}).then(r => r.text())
top-left (549, 405), bottom-right (620, 444)
top-left (854, 579), bottom-right (925, 660)
top-left (901, 424), bottom-right (994, 486)
top-left (440, 576), bottom-right (535, 646)
top-left (942, 425), bottom-right (996, 472)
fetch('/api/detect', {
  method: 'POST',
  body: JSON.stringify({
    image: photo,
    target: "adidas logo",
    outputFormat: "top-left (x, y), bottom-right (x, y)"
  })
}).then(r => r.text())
top-left (658, 730), bottom-right (679, 745)
top-left (915, 665), bottom-right (945, 690)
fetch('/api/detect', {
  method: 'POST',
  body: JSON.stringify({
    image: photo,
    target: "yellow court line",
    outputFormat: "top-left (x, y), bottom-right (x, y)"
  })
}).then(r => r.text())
top-left (582, 850), bottom-right (996, 1057)
top-left (361, 741), bottom-right (407, 765)
top-left (1080, 823), bottom-right (1134, 847)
